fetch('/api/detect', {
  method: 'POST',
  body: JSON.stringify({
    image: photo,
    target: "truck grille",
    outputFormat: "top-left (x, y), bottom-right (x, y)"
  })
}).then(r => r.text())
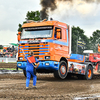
top-left (18, 42), bottom-right (49, 60)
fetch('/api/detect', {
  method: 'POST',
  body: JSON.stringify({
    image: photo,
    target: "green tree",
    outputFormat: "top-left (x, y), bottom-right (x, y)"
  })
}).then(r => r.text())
top-left (72, 26), bottom-right (90, 54)
top-left (0, 45), bottom-right (3, 49)
top-left (17, 11), bottom-right (41, 32)
top-left (18, 24), bottom-right (22, 32)
top-left (89, 30), bottom-right (100, 52)
top-left (26, 11), bottom-right (40, 21)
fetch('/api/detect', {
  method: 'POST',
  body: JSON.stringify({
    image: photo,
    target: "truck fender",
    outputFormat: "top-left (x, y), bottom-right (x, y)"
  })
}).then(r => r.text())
top-left (80, 62), bottom-right (93, 72)
top-left (85, 62), bottom-right (93, 73)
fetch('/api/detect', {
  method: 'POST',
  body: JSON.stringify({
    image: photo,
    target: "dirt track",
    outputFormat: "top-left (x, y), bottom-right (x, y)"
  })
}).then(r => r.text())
top-left (0, 63), bottom-right (17, 68)
top-left (1, 73), bottom-right (100, 100)
top-left (1, 63), bottom-right (100, 100)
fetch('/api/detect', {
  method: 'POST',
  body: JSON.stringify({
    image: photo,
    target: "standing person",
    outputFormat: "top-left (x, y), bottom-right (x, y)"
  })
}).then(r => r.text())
top-left (21, 49), bottom-right (39, 90)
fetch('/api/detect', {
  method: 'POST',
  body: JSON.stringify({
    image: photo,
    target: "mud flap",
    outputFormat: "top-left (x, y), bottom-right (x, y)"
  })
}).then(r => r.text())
top-left (97, 63), bottom-right (100, 73)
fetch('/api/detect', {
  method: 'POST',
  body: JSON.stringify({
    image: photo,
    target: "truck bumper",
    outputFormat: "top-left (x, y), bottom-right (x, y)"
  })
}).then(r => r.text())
top-left (17, 61), bottom-right (59, 71)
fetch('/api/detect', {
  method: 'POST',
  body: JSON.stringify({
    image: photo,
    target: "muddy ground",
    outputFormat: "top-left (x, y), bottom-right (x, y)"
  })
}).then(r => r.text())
top-left (1, 63), bottom-right (100, 100)
top-left (1, 73), bottom-right (100, 100)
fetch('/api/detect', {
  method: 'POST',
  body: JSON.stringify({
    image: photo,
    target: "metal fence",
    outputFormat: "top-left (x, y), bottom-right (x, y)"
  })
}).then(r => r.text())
top-left (0, 57), bottom-right (17, 63)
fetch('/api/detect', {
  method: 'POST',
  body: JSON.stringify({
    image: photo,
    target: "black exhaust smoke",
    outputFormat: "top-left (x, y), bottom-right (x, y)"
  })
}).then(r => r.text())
top-left (40, 0), bottom-right (57, 20)
top-left (40, 0), bottom-right (100, 20)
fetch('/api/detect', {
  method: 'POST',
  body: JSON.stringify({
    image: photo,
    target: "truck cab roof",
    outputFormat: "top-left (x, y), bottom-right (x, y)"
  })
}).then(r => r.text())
top-left (22, 20), bottom-right (68, 29)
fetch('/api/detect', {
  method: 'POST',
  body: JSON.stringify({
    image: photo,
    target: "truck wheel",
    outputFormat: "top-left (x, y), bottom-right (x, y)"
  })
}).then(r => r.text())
top-left (83, 65), bottom-right (93, 80)
top-left (23, 70), bottom-right (26, 77)
top-left (54, 61), bottom-right (67, 79)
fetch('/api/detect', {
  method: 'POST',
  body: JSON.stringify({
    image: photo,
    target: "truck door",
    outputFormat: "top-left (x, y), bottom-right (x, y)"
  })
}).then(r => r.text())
top-left (54, 27), bottom-right (63, 56)
top-left (54, 27), bottom-right (69, 58)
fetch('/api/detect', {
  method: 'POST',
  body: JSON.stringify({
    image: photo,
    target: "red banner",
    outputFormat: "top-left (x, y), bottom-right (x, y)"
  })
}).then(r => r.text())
top-left (27, 56), bottom-right (36, 63)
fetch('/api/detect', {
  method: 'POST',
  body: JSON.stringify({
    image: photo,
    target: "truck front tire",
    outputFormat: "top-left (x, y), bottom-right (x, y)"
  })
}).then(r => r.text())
top-left (54, 61), bottom-right (67, 79)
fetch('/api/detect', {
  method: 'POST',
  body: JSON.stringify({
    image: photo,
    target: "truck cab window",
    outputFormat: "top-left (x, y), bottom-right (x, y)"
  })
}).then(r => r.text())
top-left (54, 28), bottom-right (62, 39)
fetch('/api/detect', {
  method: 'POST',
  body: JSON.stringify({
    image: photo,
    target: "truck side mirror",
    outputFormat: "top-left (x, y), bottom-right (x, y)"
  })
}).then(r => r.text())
top-left (56, 29), bottom-right (61, 39)
top-left (56, 32), bottom-right (61, 39)
top-left (17, 32), bottom-right (21, 41)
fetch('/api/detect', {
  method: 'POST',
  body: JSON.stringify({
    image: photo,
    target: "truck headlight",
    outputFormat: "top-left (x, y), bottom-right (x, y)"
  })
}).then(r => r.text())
top-left (18, 63), bottom-right (21, 66)
top-left (45, 56), bottom-right (50, 59)
top-left (45, 63), bottom-right (49, 66)
top-left (19, 57), bottom-right (23, 60)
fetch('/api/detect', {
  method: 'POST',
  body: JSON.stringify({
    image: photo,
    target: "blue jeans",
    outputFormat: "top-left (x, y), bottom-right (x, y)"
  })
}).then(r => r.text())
top-left (26, 70), bottom-right (37, 87)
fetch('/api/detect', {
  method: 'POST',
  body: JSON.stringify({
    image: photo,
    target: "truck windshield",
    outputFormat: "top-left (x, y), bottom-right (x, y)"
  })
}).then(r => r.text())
top-left (21, 26), bottom-right (53, 39)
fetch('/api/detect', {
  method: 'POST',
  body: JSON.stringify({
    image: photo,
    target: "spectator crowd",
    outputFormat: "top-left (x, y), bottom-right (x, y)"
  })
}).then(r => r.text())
top-left (0, 46), bottom-right (18, 58)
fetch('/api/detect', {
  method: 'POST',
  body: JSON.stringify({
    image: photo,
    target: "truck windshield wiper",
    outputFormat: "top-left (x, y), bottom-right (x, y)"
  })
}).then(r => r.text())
top-left (34, 37), bottom-right (44, 39)
top-left (22, 38), bottom-right (30, 40)
top-left (21, 37), bottom-right (46, 40)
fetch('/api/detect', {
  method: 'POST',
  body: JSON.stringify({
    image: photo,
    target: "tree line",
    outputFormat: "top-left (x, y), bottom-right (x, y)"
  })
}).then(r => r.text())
top-left (72, 27), bottom-right (100, 54)
top-left (18, 11), bottom-right (100, 54)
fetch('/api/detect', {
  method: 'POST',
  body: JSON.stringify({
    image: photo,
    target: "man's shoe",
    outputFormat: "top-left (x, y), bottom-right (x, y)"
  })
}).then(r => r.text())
top-left (26, 87), bottom-right (29, 90)
top-left (32, 86), bottom-right (37, 89)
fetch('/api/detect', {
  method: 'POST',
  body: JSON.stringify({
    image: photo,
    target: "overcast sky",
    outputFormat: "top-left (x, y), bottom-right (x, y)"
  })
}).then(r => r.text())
top-left (0, 0), bottom-right (41, 45)
top-left (0, 0), bottom-right (100, 45)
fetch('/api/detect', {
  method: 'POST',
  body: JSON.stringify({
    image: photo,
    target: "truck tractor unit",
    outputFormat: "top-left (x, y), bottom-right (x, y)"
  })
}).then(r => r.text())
top-left (17, 19), bottom-right (98, 80)
top-left (88, 53), bottom-right (100, 74)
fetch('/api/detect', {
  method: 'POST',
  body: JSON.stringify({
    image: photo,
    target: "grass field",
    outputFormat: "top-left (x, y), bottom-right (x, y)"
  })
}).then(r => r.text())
top-left (0, 68), bottom-right (22, 70)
